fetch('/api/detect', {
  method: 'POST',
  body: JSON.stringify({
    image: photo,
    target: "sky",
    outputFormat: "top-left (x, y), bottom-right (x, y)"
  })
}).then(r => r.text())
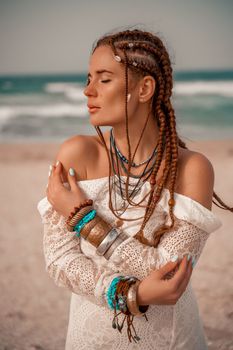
top-left (0, 0), bottom-right (233, 75)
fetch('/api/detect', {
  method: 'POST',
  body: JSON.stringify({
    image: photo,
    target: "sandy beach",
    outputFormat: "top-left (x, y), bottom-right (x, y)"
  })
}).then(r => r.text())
top-left (0, 139), bottom-right (233, 350)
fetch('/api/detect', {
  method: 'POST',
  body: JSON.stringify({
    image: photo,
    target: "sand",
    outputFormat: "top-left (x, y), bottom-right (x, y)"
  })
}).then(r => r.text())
top-left (0, 139), bottom-right (233, 350)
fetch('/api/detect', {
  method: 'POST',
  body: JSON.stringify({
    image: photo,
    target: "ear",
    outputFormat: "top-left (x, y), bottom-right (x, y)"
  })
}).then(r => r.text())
top-left (138, 76), bottom-right (156, 103)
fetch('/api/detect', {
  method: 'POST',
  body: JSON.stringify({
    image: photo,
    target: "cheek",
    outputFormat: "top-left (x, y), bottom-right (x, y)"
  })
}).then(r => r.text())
top-left (107, 85), bottom-right (124, 102)
top-left (103, 86), bottom-right (125, 113)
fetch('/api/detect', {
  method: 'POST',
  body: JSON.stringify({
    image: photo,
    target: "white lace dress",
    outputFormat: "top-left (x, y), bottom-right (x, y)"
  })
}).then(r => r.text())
top-left (37, 177), bottom-right (222, 350)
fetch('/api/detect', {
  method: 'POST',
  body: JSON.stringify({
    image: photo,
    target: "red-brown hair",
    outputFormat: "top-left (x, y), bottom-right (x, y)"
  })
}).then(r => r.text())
top-left (90, 28), bottom-right (233, 247)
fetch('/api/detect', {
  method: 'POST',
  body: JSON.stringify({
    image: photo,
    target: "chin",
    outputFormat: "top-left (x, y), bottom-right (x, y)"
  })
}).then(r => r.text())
top-left (90, 120), bottom-right (109, 127)
top-left (89, 116), bottom-right (111, 127)
top-left (89, 113), bottom-right (124, 128)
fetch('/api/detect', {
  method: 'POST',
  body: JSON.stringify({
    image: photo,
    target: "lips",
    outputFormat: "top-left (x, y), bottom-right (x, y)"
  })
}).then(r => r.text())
top-left (87, 104), bottom-right (100, 109)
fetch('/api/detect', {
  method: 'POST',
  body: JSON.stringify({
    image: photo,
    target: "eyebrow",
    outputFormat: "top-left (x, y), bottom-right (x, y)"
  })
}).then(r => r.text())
top-left (87, 69), bottom-right (114, 77)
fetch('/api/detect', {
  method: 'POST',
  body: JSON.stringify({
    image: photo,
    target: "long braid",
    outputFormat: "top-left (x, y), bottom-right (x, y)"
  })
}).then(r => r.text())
top-left (92, 28), bottom-right (233, 248)
top-left (93, 29), bottom-right (183, 246)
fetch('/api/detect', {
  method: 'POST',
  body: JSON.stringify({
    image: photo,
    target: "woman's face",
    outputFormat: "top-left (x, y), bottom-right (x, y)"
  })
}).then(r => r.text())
top-left (83, 45), bottom-right (139, 127)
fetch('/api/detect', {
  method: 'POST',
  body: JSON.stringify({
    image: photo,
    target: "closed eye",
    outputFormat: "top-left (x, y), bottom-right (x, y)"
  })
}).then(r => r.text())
top-left (85, 79), bottom-right (111, 86)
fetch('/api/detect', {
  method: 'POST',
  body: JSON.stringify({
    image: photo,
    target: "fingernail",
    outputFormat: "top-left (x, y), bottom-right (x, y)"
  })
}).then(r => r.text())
top-left (49, 165), bottom-right (53, 171)
top-left (171, 255), bottom-right (179, 262)
top-left (187, 254), bottom-right (191, 261)
top-left (192, 257), bottom-right (196, 268)
top-left (56, 160), bottom-right (60, 166)
top-left (48, 170), bottom-right (51, 176)
top-left (69, 168), bottom-right (75, 176)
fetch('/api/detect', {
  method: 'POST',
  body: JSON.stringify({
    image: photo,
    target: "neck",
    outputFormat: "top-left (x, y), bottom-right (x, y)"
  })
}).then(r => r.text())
top-left (111, 114), bottom-right (160, 164)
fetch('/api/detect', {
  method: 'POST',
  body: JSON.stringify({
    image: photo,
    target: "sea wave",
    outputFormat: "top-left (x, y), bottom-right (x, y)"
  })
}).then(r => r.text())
top-left (44, 80), bottom-right (233, 98)
top-left (0, 103), bottom-right (88, 120)
top-left (174, 81), bottom-right (233, 97)
top-left (44, 82), bottom-right (86, 101)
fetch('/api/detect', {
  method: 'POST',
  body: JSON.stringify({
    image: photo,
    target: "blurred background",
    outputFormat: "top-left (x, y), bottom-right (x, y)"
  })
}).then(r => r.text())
top-left (0, 1), bottom-right (233, 349)
top-left (0, 0), bottom-right (233, 142)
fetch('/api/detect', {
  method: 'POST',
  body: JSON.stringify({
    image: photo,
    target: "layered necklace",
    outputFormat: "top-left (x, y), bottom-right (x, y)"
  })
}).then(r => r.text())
top-left (109, 127), bottom-right (163, 217)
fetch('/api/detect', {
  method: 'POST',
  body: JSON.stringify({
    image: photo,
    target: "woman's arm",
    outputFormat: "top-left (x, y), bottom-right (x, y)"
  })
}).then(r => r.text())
top-left (102, 152), bottom-right (220, 280)
top-left (40, 138), bottom-right (220, 309)
top-left (38, 198), bottom-right (122, 308)
top-left (38, 198), bottom-right (191, 309)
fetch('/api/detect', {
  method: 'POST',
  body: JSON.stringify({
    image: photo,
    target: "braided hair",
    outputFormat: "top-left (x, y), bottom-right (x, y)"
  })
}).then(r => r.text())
top-left (90, 28), bottom-right (233, 248)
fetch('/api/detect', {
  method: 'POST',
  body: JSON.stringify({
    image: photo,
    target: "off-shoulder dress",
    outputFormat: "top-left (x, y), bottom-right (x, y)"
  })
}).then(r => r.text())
top-left (37, 176), bottom-right (222, 350)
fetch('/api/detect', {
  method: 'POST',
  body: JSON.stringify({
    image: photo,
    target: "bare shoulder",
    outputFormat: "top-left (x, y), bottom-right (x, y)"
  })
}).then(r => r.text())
top-left (176, 147), bottom-right (214, 210)
top-left (54, 134), bottom-right (97, 182)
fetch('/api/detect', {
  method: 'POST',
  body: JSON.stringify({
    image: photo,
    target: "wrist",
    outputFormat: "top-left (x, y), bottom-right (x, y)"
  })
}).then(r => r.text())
top-left (136, 280), bottom-right (149, 306)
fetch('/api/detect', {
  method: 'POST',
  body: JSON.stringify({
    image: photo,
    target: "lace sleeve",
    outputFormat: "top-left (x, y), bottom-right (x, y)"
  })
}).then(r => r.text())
top-left (108, 219), bottom-right (208, 281)
top-left (37, 197), bottom-right (123, 308)
top-left (37, 188), bottom-right (222, 306)
top-left (108, 191), bottom-right (222, 281)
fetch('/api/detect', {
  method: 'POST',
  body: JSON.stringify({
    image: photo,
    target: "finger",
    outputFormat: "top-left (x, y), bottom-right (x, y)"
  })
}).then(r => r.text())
top-left (170, 255), bottom-right (190, 288)
top-left (48, 164), bottom-right (53, 177)
top-left (68, 167), bottom-right (79, 191)
top-left (157, 256), bottom-right (180, 279)
top-left (53, 161), bottom-right (64, 184)
top-left (177, 258), bottom-right (193, 295)
top-left (48, 162), bottom-right (63, 192)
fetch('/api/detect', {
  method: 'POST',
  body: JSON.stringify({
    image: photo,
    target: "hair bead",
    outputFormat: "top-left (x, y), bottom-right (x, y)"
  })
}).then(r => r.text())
top-left (114, 55), bottom-right (122, 62)
top-left (168, 198), bottom-right (175, 206)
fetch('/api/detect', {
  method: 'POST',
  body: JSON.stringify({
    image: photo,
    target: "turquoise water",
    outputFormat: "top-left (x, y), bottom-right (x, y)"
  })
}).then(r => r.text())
top-left (0, 70), bottom-right (233, 142)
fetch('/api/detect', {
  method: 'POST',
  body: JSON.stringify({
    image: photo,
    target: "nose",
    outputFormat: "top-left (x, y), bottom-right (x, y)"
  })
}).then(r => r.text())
top-left (83, 80), bottom-right (97, 97)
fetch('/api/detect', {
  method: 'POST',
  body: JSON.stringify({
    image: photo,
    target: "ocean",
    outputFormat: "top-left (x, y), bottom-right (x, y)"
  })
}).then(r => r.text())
top-left (0, 70), bottom-right (233, 142)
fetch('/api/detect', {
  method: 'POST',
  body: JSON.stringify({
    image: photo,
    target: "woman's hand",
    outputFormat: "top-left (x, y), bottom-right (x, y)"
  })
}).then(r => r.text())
top-left (137, 255), bottom-right (193, 306)
top-left (46, 161), bottom-right (88, 218)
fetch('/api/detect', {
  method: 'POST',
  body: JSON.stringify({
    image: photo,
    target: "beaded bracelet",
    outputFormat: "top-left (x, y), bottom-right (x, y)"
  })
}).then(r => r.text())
top-left (66, 199), bottom-right (93, 231)
top-left (67, 205), bottom-right (94, 232)
top-left (106, 276), bottom-right (148, 343)
top-left (74, 210), bottom-right (97, 237)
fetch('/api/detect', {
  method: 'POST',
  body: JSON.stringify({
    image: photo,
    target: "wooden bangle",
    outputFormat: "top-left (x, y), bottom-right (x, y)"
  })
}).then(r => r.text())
top-left (86, 217), bottom-right (112, 248)
top-left (79, 216), bottom-right (102, 240)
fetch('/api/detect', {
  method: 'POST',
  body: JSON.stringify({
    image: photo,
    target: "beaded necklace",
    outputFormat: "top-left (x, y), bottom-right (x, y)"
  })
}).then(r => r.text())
top-left (109, 128), bottom-right (160, 217)
top-left (111, 128), bottom-right (158, 168)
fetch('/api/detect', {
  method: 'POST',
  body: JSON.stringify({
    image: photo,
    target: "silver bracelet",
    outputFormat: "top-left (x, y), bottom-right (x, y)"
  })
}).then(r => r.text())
top-left (103, 232), bottom-right (128, 260)
top-left (96, 228), bottom-right (121, 256)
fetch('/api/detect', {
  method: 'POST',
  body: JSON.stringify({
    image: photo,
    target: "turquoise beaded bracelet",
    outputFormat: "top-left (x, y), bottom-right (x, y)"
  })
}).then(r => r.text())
top-left (106, 276), bottom-right (124, 310)
top-left (106, 275), bottom-right (138, 311)
top-left (74, 209), bottom-right (97, 237)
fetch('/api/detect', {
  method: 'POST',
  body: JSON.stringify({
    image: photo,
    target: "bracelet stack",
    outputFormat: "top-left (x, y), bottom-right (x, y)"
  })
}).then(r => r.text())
top-left (66, 198), bottom-right (129, 260)
top-left (66, 199), bottom-right (150, 343)
top-left (106, 276), bottom-right (149, 343)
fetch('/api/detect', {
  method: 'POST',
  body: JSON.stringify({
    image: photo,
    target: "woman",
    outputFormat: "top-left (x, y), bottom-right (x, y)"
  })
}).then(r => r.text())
top-left (37, 28), bottom-right (231, 349)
